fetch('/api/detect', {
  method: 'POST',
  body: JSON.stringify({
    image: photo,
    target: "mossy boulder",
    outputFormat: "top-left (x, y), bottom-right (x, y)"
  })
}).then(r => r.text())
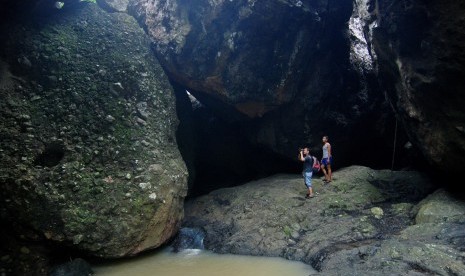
top-left (320, 222), bottom-right (465, 275)
top-left (182, 166), bottom-right (464, 275)
top-left (321, 188), bottom-right (465, 275)
top-left (414, 189), bottom-right (465, 224)
top-left (0, 3), bottom-right (187, 258)
top-left (97, 0), bottom-right (129, 12)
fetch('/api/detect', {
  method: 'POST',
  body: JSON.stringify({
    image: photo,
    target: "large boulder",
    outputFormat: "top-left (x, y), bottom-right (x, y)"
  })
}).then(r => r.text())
top-left (129, 0), bottom-right (323, 112)
top-left (0, 3), bottom-right (187, 258)
top-left (414, 189), bottom-right (465, 224)
top-left (371, 0), bottom-right (465, 175)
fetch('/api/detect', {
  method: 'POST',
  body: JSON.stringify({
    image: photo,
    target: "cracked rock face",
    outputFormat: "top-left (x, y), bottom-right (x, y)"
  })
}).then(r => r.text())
top-left (128, 0), bottom-right (402, 168)
top-left (126, 0), bottom-right (465, 175)
top-left (0, 3), bottom-right (187, 258)
top-left (128, 0), bottom-right (353, 116)
top-left (371, 0), bottom-right (465, 175)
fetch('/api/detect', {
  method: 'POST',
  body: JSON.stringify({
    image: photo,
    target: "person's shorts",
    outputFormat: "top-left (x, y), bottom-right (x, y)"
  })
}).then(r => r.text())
top-left (322, 157), bottom-right (333, 166)
top-left (303, 171), bottom-right (313, 187)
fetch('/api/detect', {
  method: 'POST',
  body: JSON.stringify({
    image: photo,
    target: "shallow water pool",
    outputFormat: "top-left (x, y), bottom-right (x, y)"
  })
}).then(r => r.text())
top-left (93, 248), bottom-right (315, 276)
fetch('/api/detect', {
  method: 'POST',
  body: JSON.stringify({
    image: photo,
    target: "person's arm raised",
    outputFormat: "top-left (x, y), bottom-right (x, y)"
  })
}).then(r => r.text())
top-left (299, 150), bottom-right (305, 162)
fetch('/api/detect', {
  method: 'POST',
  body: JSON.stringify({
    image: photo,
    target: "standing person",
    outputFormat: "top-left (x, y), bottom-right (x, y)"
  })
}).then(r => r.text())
top-left (321, 136), bottom-right (333, 183)
top-left (299, 147), bottom-right (315, 198)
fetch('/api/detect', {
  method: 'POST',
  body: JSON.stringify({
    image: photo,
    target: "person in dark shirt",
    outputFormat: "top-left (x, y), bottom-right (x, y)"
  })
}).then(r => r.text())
top-left (298, 147), bottom-right (315, 198)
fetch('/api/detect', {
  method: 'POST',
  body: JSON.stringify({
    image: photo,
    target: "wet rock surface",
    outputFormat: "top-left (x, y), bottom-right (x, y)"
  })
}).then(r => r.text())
top-left (184, 166), bottom-right (465, 275)
top-left (48, 258), bottom-right (93, 276)
top-left (0, 3), bottom-right (187, 259)
top-left (171, 227), bottom-right (206, 252)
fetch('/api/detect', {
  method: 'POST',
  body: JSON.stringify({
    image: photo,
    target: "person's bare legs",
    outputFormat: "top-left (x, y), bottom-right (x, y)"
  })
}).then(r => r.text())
top-left (321, 165), bottom-right (329, 182)
top-left (327, 164), bottom-right (332, 182)
top-left (306, 187), bottom-right (314, 198)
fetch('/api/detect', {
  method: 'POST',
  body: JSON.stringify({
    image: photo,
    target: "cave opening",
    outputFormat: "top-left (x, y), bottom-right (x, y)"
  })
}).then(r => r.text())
top-left (173, 84), bottom-right (299, 198)
top-left (171, 80), bottom-right (434, 198)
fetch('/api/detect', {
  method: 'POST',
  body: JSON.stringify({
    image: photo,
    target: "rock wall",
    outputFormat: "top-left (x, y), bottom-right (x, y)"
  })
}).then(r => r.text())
top-left (128, 0), bottom-right (463, 174)
top-left (129, 0), bottom-right (322, 113)
top-left (128, 0), bottom-right (411, 169)
top-left (371, 0), bottom-right (465, 175)
top-left (0, 3), bottom-right (187, 258)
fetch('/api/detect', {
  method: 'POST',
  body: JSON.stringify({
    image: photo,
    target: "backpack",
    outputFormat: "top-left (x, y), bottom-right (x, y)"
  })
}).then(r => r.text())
top-left (312, 156), bottom-right (321, 173)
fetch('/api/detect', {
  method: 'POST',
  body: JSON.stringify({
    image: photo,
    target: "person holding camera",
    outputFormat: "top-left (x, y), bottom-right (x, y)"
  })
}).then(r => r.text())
top-left (298, 147), bottom-right (315, 199)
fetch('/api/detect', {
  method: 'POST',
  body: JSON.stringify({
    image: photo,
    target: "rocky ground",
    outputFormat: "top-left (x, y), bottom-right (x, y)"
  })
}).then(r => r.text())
top-left (184, 166), bottom-right (465, 275)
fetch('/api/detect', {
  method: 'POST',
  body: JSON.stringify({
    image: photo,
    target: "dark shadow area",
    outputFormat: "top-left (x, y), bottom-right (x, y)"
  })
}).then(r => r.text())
top-left (0, 0), bottom-right (95, 25)
top-left (0, 219), bottom-right (97, 276)
top-left (173, 82), bottom-right (298, 198)
top-left (438, 173), bottom-right (465, 199)
top-left (342, 115), bottom-right (433, 172)
top-left (34, 142), bottom-right (65, 167)
top-left (172, 74), bottom-right (434, 198)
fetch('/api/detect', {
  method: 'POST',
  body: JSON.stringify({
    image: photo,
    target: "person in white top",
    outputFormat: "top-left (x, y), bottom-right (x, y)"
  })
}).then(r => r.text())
top-left (321, 136), bottom-right (333, 183)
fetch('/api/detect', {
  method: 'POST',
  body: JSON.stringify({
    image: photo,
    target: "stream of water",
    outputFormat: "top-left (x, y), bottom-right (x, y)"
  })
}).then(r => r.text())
top-left (93, 248), bottom-right (315, 276)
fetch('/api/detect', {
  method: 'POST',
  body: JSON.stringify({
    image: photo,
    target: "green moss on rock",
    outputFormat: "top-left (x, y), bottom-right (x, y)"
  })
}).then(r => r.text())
top-left (0, 4), bottom-right (187, 258)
